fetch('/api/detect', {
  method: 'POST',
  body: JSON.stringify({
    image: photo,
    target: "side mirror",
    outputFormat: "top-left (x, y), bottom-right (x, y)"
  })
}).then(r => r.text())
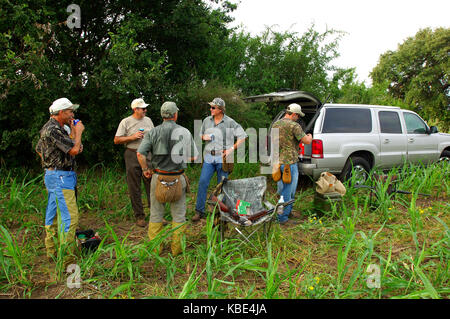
top-left (429, 126), bottom-right (438, 134)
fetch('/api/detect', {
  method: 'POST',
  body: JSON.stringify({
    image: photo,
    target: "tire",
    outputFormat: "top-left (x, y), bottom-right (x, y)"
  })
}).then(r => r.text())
top-left (340, 156), bottom-right (371, 185)
top-left (439, 150), bottom-right (450, 162)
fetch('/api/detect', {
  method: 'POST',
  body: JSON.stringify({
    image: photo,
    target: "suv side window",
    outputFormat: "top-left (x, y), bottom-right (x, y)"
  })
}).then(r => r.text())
top-left (379, 111), bottom-right (402, 134)
top-left (322, 108), bottom-right (372, 133)
top-left (403, 112), bottom-right (428, 134)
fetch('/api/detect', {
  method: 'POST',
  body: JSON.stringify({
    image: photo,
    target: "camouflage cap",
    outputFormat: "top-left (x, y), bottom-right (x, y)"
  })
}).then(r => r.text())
top-left (161, 101), bottom-right (179, 118)
top-left (208, 97), bottom-right (226, 112)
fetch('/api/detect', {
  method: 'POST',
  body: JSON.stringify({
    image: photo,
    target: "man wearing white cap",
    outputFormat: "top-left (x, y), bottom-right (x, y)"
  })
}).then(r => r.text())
top-left (36, 97), bottom-right (85, 261)
top-left (271, 103), bottom-right (312, 226)
top-left (114, 98), bottom-right (155, 227)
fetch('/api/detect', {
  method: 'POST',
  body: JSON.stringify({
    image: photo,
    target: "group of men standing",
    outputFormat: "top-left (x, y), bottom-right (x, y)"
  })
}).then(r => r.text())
top-left (36, 95), bottom-right (311, 261)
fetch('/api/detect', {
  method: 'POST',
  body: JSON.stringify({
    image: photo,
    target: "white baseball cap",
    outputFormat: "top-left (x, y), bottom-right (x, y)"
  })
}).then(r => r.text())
top-left (49, 98), bottom-right (79, 113)
top-left (287, 103), bottom-right (305, 117)
top-left (131, 98), bottom-right (149, 109)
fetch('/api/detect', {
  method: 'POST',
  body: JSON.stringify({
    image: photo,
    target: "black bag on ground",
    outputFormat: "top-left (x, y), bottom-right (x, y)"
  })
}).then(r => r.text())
top-left (76, 229), bottom-right (101, 252)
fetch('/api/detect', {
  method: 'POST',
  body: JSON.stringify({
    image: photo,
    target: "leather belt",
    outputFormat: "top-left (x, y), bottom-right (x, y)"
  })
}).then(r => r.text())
top-left (46, 167), bottom-right (74, 171)
top-left (209, 150), bottom-right (224, 156)
top-left (154, 169), bottom-right (184, 176)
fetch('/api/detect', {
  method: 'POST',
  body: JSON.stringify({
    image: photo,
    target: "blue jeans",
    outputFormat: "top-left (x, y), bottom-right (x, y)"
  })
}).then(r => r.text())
top-left (195, 154), bottom-right (229, 213)
top-left (277, 163), bottom-right (299, 223)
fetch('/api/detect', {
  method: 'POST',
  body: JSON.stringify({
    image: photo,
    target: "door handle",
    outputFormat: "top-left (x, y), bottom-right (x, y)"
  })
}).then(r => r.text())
top-left (383, 139), bottom-right (390, 144)
top-left (408, 138), bottom-right (414, 143)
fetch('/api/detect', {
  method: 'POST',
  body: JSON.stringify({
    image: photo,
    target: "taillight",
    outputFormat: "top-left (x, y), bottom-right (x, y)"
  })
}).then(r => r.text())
top-left (298, 143), bottom-right (305, 156)
top-left (311, 139), bottom-right (323, 158)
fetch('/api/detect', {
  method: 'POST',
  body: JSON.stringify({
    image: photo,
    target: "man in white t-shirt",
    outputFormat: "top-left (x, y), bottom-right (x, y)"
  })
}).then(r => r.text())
top-left (114, 98), bottom-right (154, 227)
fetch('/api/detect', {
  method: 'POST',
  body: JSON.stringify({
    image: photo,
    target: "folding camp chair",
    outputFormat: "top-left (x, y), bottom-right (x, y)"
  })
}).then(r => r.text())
top-left (208, 176), bottom-right (293, 250)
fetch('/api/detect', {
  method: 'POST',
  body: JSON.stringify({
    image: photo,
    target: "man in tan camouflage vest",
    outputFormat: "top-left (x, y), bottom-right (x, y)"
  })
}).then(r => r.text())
top-left (271, 103), bottom-right (312, 226)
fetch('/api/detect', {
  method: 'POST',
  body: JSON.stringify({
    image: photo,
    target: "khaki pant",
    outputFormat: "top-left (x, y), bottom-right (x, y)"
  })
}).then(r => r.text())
top-left (150, 173), bottom-right (187, 223)
top-left (124, 148), bottom-right (151, 220)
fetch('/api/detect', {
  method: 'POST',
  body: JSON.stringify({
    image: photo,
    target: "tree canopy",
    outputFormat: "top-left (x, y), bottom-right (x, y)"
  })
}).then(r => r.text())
top-left (371, 27), bottom-right (450, 130)
top-left (2, 0), bottom-right (416, 169)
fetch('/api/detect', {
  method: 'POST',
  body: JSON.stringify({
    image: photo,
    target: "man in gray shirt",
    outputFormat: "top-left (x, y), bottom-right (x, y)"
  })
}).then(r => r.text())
top-left (192, 97), bottom-right (247, 222)
top-left (114, 98), bottom-right (154, 227)
top-left (137, 101), bottom-right (198, 256)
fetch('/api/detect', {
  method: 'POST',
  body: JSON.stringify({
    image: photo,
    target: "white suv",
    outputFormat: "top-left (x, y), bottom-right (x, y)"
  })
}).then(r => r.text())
top-left (244, 90), bottom-right (450, 182)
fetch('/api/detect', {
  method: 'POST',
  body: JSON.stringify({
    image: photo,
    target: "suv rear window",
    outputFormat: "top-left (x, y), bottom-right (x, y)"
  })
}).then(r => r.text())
top-left (322, 108), bottom-right (372, 133)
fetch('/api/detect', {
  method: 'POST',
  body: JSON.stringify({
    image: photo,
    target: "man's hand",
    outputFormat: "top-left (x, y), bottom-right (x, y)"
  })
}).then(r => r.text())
top-left (133, 131), bottom-right (144, 140)
top-left (301, 133), bottom-right (313, 145)
top-left (223, 147), bottom-right (234, 158)
top-left (202, 134), bottom-right (212, 141)
top-left (73, 121), bottom-right (85, 135)
top-left (143, 169), bottom-right (152, 179)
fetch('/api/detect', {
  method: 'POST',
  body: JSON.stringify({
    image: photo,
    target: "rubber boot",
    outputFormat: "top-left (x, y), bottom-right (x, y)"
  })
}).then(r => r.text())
top-left (148, 222), bottom-right (164, 254)
top-left (45, 224), bottom-right (57, 260)
top-left (171, 222), bottom-right (186, 257)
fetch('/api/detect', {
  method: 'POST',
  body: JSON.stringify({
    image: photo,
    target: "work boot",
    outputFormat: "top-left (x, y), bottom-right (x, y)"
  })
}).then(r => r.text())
top-left (191, 209), bottom-right (205, 222)
top-left (148, 222), bottom-right (164, 254)
top-left (171, 222), bottom-right (186, 257)
top-left (136, 218), bottom-right (147, 227)
top-left (279, 219), bottom-right (299, 227)
top-left (289, 210), bottom-right (302, 219)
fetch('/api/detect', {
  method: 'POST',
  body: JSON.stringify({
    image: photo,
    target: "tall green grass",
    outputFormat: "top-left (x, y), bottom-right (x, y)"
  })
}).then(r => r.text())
top-left (0, 160), bottom-right (448, 299)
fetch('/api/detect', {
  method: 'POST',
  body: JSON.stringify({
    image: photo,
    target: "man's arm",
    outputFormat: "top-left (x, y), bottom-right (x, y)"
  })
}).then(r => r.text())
top-left (114, 132), bottom-right (143, 145)
top-left (223, 121), bottom-right (248, 157)
top-left (301, 133), bottom-right (312, 145)
top-left (136, 132), bottom-right (153, 178)
top-left (137, 152), bottom-right (152, 178)
top-left (68, 121), bottom-right (85, 156)
top-left (223, 137), bottom-right (246, 157)
top-left (36, 139), bottom-right (43, 161)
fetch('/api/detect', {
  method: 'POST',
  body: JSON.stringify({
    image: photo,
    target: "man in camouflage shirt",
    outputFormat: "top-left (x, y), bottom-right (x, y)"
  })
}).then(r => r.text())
top-left (271, 103), bottom-right (312, 226)
top-left (36, 98), bottom-right (85, 260)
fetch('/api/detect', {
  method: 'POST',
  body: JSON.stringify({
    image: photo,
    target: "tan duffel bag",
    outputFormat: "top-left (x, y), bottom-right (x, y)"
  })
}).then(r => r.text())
top-left (315, 172), bottom-right (346, 196)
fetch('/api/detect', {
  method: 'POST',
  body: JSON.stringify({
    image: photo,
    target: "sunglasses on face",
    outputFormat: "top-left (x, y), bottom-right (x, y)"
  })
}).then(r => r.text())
top-left (210, 106), bottom-right (217, 110)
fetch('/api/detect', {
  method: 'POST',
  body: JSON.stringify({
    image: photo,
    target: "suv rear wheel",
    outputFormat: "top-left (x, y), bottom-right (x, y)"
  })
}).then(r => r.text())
top-left (340, 156), bottom-right (371, 185)
top-left (439, 150), bottom-right (450, 162)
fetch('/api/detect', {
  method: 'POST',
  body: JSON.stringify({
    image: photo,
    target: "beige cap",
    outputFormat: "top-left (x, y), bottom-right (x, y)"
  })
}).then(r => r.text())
top-left (131, 98), bottom-right (149, 109)
top-left (287, 103), bottom-right (305, 117)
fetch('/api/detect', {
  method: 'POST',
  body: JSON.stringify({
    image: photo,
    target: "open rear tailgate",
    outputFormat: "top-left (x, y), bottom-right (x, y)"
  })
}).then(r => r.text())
top-left (243, 90), bottom-right (322, 109)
